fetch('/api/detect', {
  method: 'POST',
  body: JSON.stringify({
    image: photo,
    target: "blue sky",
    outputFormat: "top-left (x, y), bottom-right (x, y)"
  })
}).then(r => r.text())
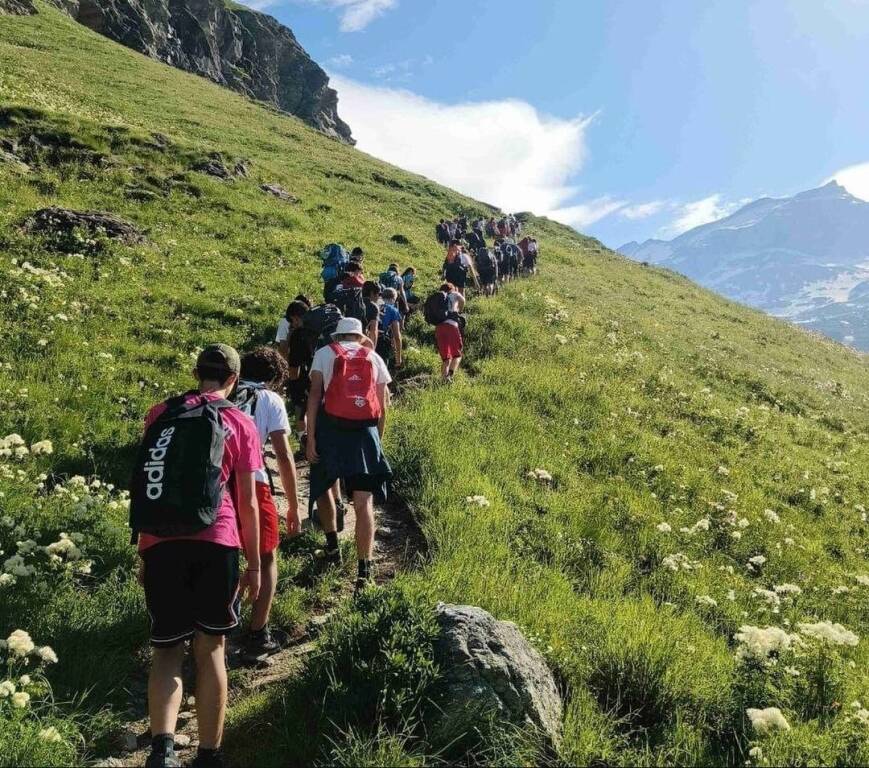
top-left (249, 0), bottom-right (869, 247)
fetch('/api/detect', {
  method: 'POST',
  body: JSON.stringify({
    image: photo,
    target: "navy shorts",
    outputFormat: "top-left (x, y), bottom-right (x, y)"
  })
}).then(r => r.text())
top-left (142, 541), bottom-right (240, 648)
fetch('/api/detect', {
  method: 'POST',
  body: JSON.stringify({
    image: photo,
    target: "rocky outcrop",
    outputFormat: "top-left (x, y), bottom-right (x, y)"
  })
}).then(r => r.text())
top-left (0, 0), bottom-right (36, 13)
top-left (432, 604), bottom-right (563, 751)
top-left (50, 0), bottom-right (354, 144)
top-left (24, 207), bottom-right (143, 244)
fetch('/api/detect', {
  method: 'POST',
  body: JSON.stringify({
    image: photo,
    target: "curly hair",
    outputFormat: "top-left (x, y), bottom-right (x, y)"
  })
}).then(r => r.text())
top-left (240, 346), bottom-right (289, 392)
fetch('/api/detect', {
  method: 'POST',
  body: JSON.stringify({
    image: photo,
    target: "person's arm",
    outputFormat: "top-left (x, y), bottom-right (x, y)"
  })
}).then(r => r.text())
top-left (278, 339), bottom-right (289, 360)
top-left (367, 317), bottom-right (379, 347)
top-left (236, 469), bottom-right (261, 603)
top-left (287, 365), bottom-right (301, 381)
top-left (391, 320), bottom-right (403, 367)
top-left (271, 430), bottom-right (300, 536)
top-left (456, 294), bottom-right (467, 313)
top-left (376, 382), bottom-right (389, 437)
top-left (306, 371), bottom-right (324, 464)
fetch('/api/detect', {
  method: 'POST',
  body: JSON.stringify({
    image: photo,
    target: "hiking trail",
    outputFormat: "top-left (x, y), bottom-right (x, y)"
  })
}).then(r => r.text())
top-left (94, 448), bottom-right (424, 768)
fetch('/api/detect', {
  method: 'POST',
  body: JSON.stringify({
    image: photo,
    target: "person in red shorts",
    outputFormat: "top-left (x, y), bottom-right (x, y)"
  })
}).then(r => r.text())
top-left (234, 347), bottom-right (301, 662)
top-left (434, 282), bottom-right (466, 382)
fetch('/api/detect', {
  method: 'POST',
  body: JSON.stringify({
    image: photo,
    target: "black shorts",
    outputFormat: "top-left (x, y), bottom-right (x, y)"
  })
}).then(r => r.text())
top-left (142, 541), bottom-right (240, 648)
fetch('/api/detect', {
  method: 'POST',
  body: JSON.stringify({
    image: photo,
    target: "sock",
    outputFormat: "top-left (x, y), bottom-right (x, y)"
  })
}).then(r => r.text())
top-left (151, 734), bottom-right (174, 754)
top-left (357, 559), bottom-right (371, 579)
top-left (325, 531), bottom-right (339, 551)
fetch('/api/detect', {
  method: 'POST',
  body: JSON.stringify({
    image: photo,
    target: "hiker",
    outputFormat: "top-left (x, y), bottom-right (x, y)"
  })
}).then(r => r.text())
top-left (474, 246), bottom-right (498, 296)
top-left (377, 287), bottom-right (404, 369)
top-left (519, 236), bottom-right (539, 275)
top-left (277, 299), bottom-right (313, 447)
top-left (379, 262), bottom-right (409, 317)
top-left (132, 344), bottom-right (262, 768)
top-left (320, 244), bottom-right (350, 302)
top-left (350, 246), bottom-right (365, 265)
top-left (362, 280), bottom-right (382, 348)
top-left (436, 219), bottom-right (447, 246)
top-left (425, 283), bottom-right (466, 382)
top-left (306, 318), bottom-right (393, 594)
top-left (443, 243), bottom-right (475, 296)
top-left (332, 262), bottom-right (367, 322)
top-left (446, 238), bottom-right (462, 263)
top-left (401, 267), bottom-right (419, 312)
top-left (234, 348), bottom-right (301, 663)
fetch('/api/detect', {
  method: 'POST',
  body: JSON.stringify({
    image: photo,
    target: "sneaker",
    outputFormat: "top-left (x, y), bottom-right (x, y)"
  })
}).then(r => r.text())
top-left (242, 627), bottom-right (281, 663)
top-left (145, 745), bottom-right (182, 768)
top-left (191, 749), bottom-right (227, 768)
top-left (325, 547), bottom-right (343, 567)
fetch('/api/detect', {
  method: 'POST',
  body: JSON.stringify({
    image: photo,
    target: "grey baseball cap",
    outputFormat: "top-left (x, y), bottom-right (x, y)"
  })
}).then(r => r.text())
top-left (196, 343), bottom-right (241, 380)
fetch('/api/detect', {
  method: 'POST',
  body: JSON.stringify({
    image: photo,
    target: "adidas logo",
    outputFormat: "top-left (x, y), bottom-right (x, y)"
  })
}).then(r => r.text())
top-left (348, 374), bottom-right (362, 382)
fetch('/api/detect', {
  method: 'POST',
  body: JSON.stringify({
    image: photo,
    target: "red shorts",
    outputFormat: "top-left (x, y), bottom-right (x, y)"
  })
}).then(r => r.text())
top-left (254, 482), bottom-right (280, 554)
top-left (435, 322), bottom-right (463, 361)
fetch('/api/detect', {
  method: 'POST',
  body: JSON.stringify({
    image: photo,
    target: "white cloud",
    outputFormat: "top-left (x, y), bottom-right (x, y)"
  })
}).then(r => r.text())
top-left (829, 162), bottom-right (869, 201)
top-left (326, 54), bottom-right (354, 68)
top-left (549, 198), bottom-right (628, 228)
top-left (288, 0), bottom-right (397, 31)
top-left (661, 194), bottom-right (738, 237)
top-left (332, 76), bottom-right (598, 221)
top-left (620, 201), bottom-right (666, 220)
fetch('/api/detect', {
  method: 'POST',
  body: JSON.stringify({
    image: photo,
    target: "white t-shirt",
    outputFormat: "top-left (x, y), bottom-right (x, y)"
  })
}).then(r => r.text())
top-left (275, 317), bottom-right (291, 344)
top-left (310, 341), bottom-right (392, 392)
top-left (239, 383), bottom-right (291, 485)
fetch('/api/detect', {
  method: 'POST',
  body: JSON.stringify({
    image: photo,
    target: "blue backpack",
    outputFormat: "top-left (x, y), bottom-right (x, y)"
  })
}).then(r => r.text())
top-left (379, 270), bottom-right (403, 292)
top-left (320, 244), bottom-right (349, 283)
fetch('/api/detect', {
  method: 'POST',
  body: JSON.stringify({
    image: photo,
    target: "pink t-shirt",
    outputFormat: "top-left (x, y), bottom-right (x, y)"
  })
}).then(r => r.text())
top-left (137, 391), bottom-right (263, 552)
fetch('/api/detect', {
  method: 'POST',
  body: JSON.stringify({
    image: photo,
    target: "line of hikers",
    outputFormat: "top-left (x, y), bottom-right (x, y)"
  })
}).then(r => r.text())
top-left (127, 218), bottom-right (540, 768)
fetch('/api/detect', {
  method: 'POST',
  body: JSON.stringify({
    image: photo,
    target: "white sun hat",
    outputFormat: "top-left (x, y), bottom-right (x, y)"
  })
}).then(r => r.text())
top-left (331, 317), bottom-right (366, 338)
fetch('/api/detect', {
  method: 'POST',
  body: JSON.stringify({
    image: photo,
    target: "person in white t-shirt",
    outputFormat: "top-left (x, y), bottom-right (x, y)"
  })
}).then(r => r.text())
top-left (306, 317), bottom-right (393, 594)
top-left (235, 347), bottom-right (301, 661)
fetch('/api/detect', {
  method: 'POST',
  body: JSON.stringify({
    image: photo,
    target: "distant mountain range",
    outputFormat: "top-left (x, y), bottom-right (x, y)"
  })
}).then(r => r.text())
top-left (619, 182), bottom-right (869, 351)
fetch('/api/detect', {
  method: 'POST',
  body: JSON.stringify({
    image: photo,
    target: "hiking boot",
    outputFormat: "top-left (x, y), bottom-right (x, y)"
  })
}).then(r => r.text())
top-left (353, 575), bottom-right (374, 598)
top-left (190, 749), bottom-right (227, 768)
top-left (145, 740), bottom-right (182, 768)
top-left (242, 627), bottom-right (281, 663)
top-left (325, 547), bottom-right (343, 567)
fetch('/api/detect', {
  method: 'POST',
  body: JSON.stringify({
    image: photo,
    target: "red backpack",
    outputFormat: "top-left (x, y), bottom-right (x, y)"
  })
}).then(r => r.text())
top-left (324, 344), bottom-right (382, 423)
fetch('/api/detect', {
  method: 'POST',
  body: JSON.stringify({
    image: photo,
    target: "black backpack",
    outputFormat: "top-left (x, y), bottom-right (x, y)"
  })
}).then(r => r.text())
top-left (332, 285), bottom-right (366, 323)
top-left (129, 394), bottom-right (234, 539)
top-left (475, 247), bottom-right (497, 273)
top-left (302, 304), bottom-right (343, 351)
top-left (424, 291), bottom-right (451, 326)
top-left (444, 258), bottom-right (469, 285)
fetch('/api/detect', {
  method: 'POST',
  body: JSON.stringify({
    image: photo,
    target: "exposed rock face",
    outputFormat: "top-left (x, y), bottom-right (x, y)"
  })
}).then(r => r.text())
top-left (0, 0), bottom-right (36, 14)
top-left (24, 207), bottom-right (143, 244)
top-left (433, 604), bottom-right (563, 751)
top-left (51, 0), bottom-right (354, 144)
top-left (260, 184), bottom-right (298, 203)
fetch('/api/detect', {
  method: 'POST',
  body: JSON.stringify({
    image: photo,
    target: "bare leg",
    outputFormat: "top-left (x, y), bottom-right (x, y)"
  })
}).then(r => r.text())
top-left (449, 357), bottom-right (462, 375)
top-left (249, 550), bottom-right (276, 632)
top-left (148, 644), bottom-right (185, 738)
top-left (193, 633), bottom-right (228, 750)
top-left (441, 359), bottom-right (451, 381)
top-left (353, 491), bottom-right (375, 561)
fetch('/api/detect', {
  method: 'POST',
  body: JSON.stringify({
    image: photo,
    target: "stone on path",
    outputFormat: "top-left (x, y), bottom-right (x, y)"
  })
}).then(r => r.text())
top-left (432, 603), bottom-right (563, 751)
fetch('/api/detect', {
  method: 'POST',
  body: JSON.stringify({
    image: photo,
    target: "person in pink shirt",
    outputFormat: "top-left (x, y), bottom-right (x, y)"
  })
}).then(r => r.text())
top-left (136, 344), bottom-right (262, 768)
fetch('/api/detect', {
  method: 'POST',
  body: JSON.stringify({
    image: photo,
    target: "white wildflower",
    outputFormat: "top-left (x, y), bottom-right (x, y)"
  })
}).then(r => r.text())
top-left (773, 583), bottom-right (802, 596)
top-left (763, 509), bottom-right (780, 524)
top-left (797, 621), bottom-right (859, 646)
top-left (748, 746), bottom-right (763, 759)
top-left (735, 625), bottom-right (794, 661)
top-left (37, 646), bottom-right (58, 664)
top-left (717, 465), bottom-right (731, 477)
top-left (696, 595), bottom-right (718, 608)
top-left (656, 522), bottom-right (672, 533)
top-left (746, 707), bottom-right (790, 734)
top-left (30, 440), bottom-right (53, 456)
top-left (0, 680), bottom-right (15, 697)
top-left (465, 495), bottom-right (490, 508)
top-left (39, 727), bottom-right (63, 743)
top-left (6, 630), bottom-right (35, 657)
top-left (11, 691), bottom-right (30, 708)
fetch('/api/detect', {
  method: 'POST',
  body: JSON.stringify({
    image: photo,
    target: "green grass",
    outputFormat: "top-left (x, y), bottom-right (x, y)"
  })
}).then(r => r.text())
top-left (1, 3), bottom-right (868, 765)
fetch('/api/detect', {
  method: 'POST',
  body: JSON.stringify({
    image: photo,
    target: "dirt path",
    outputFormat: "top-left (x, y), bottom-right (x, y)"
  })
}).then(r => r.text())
top-left (96, 448), bottom-right (423, 768)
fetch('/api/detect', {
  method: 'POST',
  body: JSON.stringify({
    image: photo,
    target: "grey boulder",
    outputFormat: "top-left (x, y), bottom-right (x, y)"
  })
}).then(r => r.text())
top-left (433, 603), bottom-right (563, 751)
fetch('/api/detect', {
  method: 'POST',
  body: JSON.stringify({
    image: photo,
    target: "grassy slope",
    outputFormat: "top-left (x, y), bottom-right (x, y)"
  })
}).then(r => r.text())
top-left (1, 4), bottom-right (867, 766)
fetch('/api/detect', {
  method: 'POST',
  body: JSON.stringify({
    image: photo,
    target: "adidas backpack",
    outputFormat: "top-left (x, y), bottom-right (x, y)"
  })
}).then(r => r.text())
top-left (129, 394), bottom-right (234, 539)
top-left (323, 344), bottom-right (382, 425)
